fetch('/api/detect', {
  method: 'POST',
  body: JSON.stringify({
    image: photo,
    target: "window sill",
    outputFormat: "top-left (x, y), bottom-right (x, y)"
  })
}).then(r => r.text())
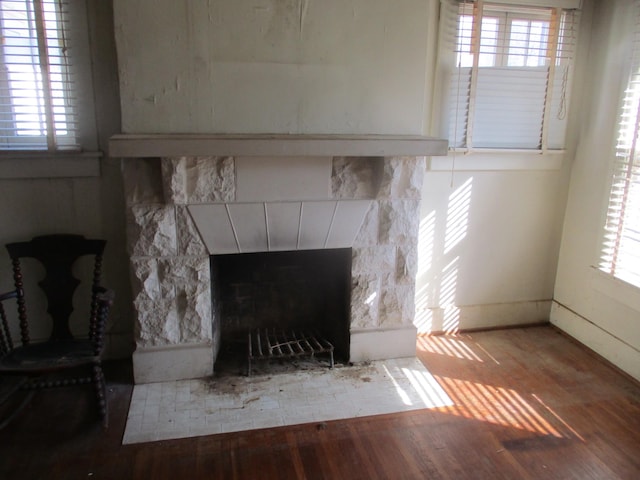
top-left (0, 151), bottom-right (102, 179)
top-left (590, 266), bottom-right (640, 312)
top-left (429, 149), bottom-right (565, 171)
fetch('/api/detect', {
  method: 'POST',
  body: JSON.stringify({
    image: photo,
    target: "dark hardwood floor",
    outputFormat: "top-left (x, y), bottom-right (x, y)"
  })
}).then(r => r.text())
top-left (1, 325), bottom-right (639, 479)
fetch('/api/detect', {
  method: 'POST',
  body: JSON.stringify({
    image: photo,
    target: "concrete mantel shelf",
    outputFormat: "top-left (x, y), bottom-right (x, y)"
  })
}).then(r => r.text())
top-left (108, 133), bottom-right (448, 158)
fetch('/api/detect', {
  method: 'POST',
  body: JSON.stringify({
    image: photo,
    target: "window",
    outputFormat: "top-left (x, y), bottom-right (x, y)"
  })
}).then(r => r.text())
top-left (599, 0), bottom-right (640, 289)
top-left (446, 0), bottom-right (580, 151)
top-left (0, 0), bottom-right (79, 151)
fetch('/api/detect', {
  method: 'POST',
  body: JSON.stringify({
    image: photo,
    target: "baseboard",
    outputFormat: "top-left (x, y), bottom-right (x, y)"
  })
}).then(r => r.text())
top-left (550, 301), bottom-right (640, 382)
top-left (132, 342), bottom-right (213, 384)
top-left (350, 326), bottom-right (417, 362)
top-left (414, 300), bottom-right (552, 334)
top-left (454, 321), bottom-right (549, 335)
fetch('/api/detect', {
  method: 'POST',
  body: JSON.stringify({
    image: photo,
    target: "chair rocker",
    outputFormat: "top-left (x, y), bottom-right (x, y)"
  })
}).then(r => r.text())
top-left (0, 234), bottom-right (114, 428)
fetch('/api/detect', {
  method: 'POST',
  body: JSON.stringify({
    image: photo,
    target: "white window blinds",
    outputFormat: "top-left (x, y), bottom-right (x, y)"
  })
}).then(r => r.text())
top-left (446, 0), bottom-right (579, 151)
top-left (0, 0), bottom-right (78, 151)
top-left (599, 0), bottom-right (640, 288)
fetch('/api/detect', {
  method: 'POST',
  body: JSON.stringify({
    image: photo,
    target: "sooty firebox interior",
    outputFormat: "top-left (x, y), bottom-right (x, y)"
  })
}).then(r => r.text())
top-left (211, 248), bottom-right (352, 375)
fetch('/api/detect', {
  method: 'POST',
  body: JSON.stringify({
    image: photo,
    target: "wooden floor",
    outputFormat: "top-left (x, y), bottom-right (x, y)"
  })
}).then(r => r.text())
top-left (1, 326), bottom-right (639, 479)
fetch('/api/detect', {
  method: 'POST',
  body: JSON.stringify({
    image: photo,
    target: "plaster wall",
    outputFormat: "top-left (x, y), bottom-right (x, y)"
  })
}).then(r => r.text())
top-left (416, 168), bottom-right (568, 334)
top-left (552, 0), bottom-right (640, 381)
top-left (112, 0), bottom-right (436, 135)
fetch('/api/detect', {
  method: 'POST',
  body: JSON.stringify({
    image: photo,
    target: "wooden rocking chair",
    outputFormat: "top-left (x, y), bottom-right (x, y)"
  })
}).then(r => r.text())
top-left (0, 234), bottom-right (114, 428)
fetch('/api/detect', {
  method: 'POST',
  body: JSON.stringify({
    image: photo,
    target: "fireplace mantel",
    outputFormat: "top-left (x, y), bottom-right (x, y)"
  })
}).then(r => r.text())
top-left (109, 133), bottom-right (448, 158)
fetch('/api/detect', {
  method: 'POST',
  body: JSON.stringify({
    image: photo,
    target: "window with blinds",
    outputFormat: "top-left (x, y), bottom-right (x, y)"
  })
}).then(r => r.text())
top-left (599, 0), bottom-right (640, 289)
top-left (447, 0), bottom-right (580, 151)
top-left (0, 0), bottom-right (78, 151)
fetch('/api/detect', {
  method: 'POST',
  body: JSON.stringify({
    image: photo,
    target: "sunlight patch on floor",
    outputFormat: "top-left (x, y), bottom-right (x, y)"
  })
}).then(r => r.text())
top-left (435, 375), bottom-right (565, 437)
top-left (419, 334), bottom-right (484, 361)
top-left (418, 334), bottom-right (575, 439)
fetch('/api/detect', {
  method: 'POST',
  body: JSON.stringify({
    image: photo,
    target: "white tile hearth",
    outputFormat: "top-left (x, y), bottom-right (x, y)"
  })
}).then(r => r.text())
top-left (122, 357), bottom-right (452, 445)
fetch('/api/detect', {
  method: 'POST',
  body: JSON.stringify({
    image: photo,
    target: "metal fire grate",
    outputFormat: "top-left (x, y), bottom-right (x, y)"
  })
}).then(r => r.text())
top-left (247, 328), bottom-right (334, 376)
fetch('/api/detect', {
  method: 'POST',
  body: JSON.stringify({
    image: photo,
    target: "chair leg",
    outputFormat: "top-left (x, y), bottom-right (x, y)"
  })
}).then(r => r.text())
top-left (92, 364), bottom-right (108, 428)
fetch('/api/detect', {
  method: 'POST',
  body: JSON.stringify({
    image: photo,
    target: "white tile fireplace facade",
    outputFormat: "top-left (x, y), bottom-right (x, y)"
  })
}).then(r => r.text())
top-left (112, 135), bottom-right (447, 383)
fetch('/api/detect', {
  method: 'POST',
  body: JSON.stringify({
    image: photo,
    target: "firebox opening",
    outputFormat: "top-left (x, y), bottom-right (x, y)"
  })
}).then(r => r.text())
top-left (211, 248), bottom-right (352, 375)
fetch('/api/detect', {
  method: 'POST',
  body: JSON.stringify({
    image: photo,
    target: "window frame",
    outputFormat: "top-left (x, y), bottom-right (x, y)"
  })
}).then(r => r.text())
top-left (0, 0), bottom-right (99, 177)
top-left (0, 0), bottom-right (100, 158)
top-left (458, 5), bottom-right (553, 69)
top-left (439, 0), bottom-right (580, 155)
top-left (597, 0), bottom-right (640, 290)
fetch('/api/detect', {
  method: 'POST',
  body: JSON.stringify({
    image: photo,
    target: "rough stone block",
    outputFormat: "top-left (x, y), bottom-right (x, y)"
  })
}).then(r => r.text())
top-left (161, 156), bottom-right (235, 204)
top-left (378, 199), bottom-right (421, 245)
top-left (130, 257), bottom-right (212, 347)
top-left (352, 201), bottom-right (379, 247)
top-left (168, 257), bottom-right (213, 343)
top-left (378, 284), bottom-right (415, 327)
top-left (130, 258), bottom-right (179, 346)
top-left (378, 156), bottom-right (426, 200)
top-left (186, 156), bottom-right (235, 203)
top-left (395, 243), bottom-right (419, 285)
top-left (350, 274), bottom-right (380, 329)
top-left (161, 157), bottom-right (187, 204)
top-left (176, 206), bottom-right (208, 256)
top-left (331, 157), bottom-right (380, 199)
top-left (352, 246), bottom-right (396, 276)
top-left (122, 158), bottom-right (164, 205)
top-left (128, 205), bottom-right (177, 257)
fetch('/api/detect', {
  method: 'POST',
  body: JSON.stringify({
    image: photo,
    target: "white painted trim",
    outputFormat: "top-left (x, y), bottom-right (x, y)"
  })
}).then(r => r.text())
top-left (108, 134), bottom-right (449, 158)
top-left (430, 150), bottom-right (564, 171)
top-left (550, 301), bottom-right (640, 382)
top-left (132, 343), bottom-right (214, 384)
top-left (457, 0), bottom-right (582, 9)
top-left (590, 266), bottom-right (640, 312)
top-left (415, 300), bottom-right (552, 334)
top-left (506, 0), bottom-right (581, 9)
top-left (350, 326), bottom-right (418, 362)
top-left (0, 152), bottom-right (102, 178)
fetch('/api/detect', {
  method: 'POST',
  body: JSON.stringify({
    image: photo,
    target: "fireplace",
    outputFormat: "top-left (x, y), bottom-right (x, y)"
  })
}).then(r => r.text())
top-left (110, 134), bottom-right (447, 383)
top-left (212, 248), bottom-right (351, 374)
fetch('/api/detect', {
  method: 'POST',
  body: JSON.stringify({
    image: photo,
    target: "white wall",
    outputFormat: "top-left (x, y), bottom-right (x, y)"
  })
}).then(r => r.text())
top-left (113, 0), bottom-right (437, 135)
top-left (552, 0), bottom-right (640, 381)
top-left (416, 167), bottom-right (568, 334)
top-left (0, 2), bottom-right (132, 358)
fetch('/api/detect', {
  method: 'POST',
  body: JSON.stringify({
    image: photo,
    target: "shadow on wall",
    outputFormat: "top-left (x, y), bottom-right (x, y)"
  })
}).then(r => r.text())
top-left (415, 176), bottom-right (474, 334)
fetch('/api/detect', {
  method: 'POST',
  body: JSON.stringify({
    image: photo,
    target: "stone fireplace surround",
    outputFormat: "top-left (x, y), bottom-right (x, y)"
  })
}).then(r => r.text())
top-left (110, 134), bottom-right (448, 384)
